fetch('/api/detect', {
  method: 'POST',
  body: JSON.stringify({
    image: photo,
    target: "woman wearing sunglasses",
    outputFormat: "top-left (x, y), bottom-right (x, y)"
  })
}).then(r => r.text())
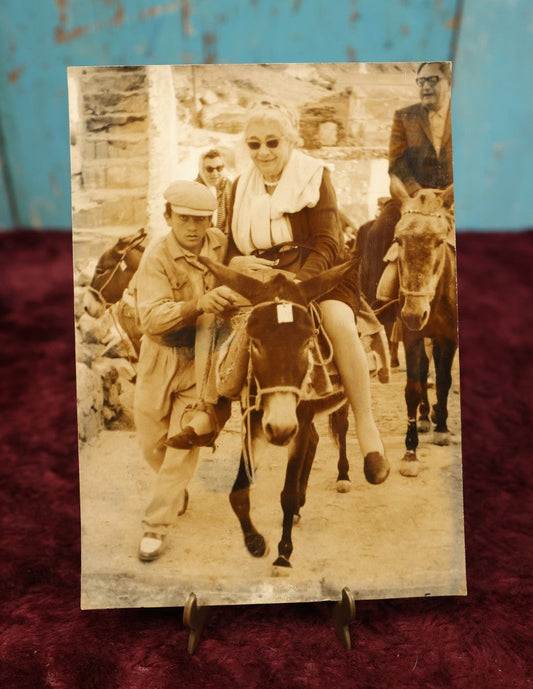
top-left (171, 99), bottom-right (389, 486)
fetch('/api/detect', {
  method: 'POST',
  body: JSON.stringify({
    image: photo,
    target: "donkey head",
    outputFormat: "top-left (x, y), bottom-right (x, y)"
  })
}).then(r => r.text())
top-left (199, 256), bottom-right (355, 445)
top-left (390, 175), bottom-right (454, 331)
top-left (85, 228), bottom-right (147, 316)
top-left (246, 300), bottom-right (314, 445)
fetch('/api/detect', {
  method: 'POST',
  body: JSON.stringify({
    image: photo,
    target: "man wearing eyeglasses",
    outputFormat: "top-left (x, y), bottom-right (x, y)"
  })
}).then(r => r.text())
top-left (361, 62), bottom-right (453, 307)
top-left (195, 149), bottom-right (232, 233)
top-left (389, 62), bottom-right (452, 194)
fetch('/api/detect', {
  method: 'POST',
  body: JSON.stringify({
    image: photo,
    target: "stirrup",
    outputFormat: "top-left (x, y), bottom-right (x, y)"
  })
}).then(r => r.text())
top-left (166, 426), bottom-right (218, 451)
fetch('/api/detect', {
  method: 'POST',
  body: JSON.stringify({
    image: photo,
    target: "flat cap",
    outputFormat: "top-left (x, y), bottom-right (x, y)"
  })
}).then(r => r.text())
top-left (164, 180), bottom-right (216, 216)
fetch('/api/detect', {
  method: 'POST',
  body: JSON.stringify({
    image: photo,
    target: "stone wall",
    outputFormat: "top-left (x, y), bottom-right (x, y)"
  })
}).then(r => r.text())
top-left (70, 66), bottom-right (149, 234)
top-left (73, 260), bottom-right (137, 443)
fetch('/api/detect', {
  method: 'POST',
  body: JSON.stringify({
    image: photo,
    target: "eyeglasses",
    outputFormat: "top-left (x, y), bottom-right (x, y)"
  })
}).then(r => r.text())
top-left (205, 165), bottom-right (224, 173)
top-left (416, 75), bottom-right (441, 87)
top-left (246, 139), bottom-right (280, 150)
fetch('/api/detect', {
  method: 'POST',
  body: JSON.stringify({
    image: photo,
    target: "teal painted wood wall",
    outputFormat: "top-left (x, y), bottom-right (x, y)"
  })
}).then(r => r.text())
top-left (1, 0), bottom-right (532, 230)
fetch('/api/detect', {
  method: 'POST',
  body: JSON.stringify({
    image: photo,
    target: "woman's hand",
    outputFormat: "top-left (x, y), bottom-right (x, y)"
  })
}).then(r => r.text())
top-left (197, 285), bottom-right (240, 315)
top-left (229, 255), bottom-right (278, 276)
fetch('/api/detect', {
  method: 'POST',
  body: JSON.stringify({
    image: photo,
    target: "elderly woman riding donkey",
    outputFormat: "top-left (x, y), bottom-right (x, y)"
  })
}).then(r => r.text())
top-left (170, 100), bottom-right (389, 480)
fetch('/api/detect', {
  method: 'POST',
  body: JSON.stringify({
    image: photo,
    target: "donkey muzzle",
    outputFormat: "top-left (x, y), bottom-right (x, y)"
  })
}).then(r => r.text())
top-left (401, 296), bottom-right (431, 331)
top-left (261, 392), bottom-right (299, 446)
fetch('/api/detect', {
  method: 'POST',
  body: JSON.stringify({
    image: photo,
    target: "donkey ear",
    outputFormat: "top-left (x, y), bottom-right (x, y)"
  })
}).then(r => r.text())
top-left (390, 175), bottom-right (411, 201)
top-left (440, 184), bottom-right (454, 209)
top-left (197, 255), bottom-right (274, 304)
top-left (299, 259), bottom-right (358, 305)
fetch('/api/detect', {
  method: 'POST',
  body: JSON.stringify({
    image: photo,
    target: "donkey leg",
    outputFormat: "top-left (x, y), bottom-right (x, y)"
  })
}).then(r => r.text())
top-left (273, 429), bottom-right (309, 571)
top-left (401, 336), bottom-right (423, 477)
top-left (431, 339), bottom-right (457, 445)
top-left (330, 403), bottom-right (351, 492)
top-left (417, 344), bottom-right (431, 433)
top-left (230, 454), bottom-right (267, 558)
top-left (297, 417), bottom-right (319, 515)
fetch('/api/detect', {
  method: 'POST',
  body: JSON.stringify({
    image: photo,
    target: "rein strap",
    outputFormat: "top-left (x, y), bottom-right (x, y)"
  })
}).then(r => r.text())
top-left (399, 287), bottom-right (436, 297)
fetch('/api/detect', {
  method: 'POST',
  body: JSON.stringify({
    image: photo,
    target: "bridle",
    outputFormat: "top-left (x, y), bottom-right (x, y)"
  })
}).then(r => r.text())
top-left (243, 298), bottom-right (334, 404)
top-left (240, 298), bottom-right (334, 481)
top-left (87, 234), bottom-right (145, 309)
top-left (396, 209), bottom-right (451, 301)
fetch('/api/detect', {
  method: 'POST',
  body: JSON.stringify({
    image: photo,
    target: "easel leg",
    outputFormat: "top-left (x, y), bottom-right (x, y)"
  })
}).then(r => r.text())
top-left (183, 593), bottom-right (210, 655)
top-left (183, 589), bottom-right (355, 654)
top-left (331, 587), bottom-right (356, 650)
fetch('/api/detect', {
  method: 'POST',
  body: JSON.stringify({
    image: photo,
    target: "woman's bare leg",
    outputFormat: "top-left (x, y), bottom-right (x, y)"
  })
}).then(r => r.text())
top-left (320, 299), bottom-right (389, 484)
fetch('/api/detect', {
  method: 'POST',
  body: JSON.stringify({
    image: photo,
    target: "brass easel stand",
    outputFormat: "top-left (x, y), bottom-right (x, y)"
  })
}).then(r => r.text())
top-left (183, 587), bottom-right (356, 654)
top-left (330, 587), bottom-right (356, 650)
top-left (183, 593), bottom-right (210, 655)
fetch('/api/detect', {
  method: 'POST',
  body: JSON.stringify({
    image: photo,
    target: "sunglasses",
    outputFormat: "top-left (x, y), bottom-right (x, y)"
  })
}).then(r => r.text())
top-left (246, 139), bottom-right (280, 150)
top-left (416, 75), bottom-right (441, 87)
top-left (205, 165), bottom-right (224, 173)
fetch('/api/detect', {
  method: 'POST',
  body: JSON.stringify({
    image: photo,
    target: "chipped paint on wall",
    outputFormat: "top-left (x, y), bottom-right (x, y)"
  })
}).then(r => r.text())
top-left (54, 1), bottom-right (125, 44)
top-left (8, 67), bottom-right (25, 83)
top-left (139, 2), bottom-right (182, 20)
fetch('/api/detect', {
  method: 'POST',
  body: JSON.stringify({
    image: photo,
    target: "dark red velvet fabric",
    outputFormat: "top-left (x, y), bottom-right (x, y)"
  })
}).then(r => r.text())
top-left (1, 230), bottom-right (531, 688)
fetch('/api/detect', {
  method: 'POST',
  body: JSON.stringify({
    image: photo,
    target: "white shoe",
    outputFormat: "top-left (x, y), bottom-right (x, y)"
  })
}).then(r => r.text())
top-left (138, 532), bottom-right (166, 561)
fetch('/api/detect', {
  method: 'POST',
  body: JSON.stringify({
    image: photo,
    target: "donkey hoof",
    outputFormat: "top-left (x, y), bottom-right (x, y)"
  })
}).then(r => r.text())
top-left (417, 419), bottom-right (431, 433)
top-left (336, 479), bottom-right (352, 493)
top-left (244, 532), bottom-right (268, 558)
top-left (433, 431), bottom-right (450, 446)
top-left (272, 555), bottom-right (292, 576)
top-left (400, 456), bottom-right (420, 477)
top-left (364, 452), bottom-right (390, 485)
top-left (378, 368), bottom-right (390, 384)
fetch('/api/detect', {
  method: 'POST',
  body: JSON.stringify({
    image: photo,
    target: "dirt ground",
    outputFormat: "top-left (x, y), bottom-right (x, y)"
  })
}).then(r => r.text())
top-left (79, 347), bottom-right (465, 610)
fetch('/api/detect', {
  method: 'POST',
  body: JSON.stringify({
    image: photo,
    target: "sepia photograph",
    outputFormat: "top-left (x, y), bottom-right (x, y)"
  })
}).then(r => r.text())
top-left (68, 61), bottom-right (465, 610)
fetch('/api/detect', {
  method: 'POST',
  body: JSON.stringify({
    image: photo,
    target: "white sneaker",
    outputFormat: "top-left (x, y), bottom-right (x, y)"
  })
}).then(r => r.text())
top-left (138, 532), bottom-right (166, 561)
